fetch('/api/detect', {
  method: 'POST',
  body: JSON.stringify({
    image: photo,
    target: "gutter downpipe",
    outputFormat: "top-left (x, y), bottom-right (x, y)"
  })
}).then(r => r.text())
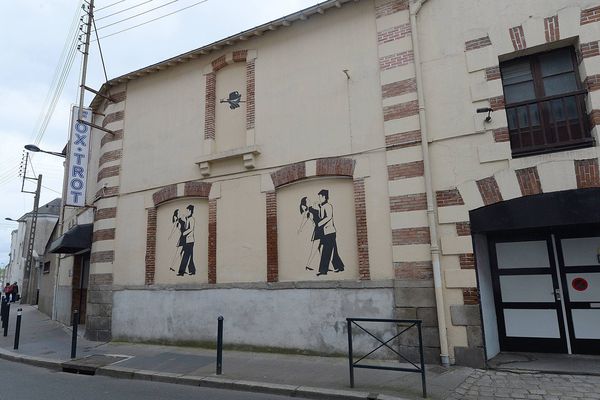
top-left (410, 0), bottom-right (450, 366)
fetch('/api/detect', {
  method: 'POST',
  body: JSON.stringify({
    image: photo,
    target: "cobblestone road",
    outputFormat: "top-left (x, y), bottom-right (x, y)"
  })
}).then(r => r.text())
top-left (445, 370), bottom-right (600, 400)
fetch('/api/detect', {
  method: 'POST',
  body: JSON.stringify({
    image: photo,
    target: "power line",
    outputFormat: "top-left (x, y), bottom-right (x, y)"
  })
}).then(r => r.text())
top-left (96, 0), bottom-right (126, 12)
top-left (92, 16), bottom-right (109, 83)
top-left (97, 0), bottom-right (179, 30)
top-left (93, 0), bottom-right (209, 41)
top-left (96, 0), bottom-right (155, 21)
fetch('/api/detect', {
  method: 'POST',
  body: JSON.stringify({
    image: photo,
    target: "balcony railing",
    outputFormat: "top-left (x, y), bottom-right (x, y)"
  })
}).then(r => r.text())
top-left (506, 90), bottom-right (594, 157)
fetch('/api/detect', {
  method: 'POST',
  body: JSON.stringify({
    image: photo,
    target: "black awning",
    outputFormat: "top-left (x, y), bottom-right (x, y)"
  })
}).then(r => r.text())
top-left (49, 224), bottom-right (93, 254)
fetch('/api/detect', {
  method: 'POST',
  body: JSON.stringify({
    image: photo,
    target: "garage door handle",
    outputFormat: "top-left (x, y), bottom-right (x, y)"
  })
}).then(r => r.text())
top-left (554, 289), bottom-right (561, 301)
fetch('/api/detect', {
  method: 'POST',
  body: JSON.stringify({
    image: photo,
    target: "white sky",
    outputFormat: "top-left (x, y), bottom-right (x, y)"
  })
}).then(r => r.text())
top-left (0, 0), bottom-right (320, 266)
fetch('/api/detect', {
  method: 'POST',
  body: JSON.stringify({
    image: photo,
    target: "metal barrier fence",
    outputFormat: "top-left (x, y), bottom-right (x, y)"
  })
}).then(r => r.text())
top-left (346, 318), bottom-right (427, 398)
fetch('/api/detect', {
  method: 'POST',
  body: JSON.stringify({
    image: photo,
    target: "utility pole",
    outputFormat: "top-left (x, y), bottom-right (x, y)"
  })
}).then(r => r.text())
top-left (78, 0), bottom-right (94, 122)
top-left (20, 167), bottom-right (42, 305)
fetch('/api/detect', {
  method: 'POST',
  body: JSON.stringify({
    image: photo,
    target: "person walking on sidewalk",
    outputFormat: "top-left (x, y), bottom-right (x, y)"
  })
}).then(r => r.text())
top-left (2, 283), bottom-right (11, 303)
top-left (11, 282), bottom-right (18, 303)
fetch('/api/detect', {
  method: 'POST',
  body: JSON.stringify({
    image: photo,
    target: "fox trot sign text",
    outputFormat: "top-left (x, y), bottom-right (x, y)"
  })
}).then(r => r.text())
top-left (66, 106), bottom-right (92, 207)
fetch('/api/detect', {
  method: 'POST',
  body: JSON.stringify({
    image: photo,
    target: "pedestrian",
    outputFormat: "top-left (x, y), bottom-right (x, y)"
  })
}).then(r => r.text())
top-left (2, 283), bottom-right (11, 303)
top-left (11, 282), bottom-right (18, 303)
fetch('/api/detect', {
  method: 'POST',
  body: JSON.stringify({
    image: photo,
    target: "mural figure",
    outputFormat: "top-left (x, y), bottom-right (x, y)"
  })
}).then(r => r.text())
top-left (298, 189), bottom-right (345, 276)
top-left (168, 209), bottom-right (186, 273)
top-left (220, 91), bottom-right (243, 109)
top-left (177, 205), bottom-right (196, 276)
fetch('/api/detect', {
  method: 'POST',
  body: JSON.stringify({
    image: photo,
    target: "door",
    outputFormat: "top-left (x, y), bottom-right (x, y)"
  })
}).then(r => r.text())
top-left (555, 229), bottom-right (600, 355)
top-left (489, 234), bottom-right (568, 353)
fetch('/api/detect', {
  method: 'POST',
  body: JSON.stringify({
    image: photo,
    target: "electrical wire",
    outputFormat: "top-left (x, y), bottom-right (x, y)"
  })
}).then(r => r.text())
top-left (92, 16), bottom-right (109, 83)
top-left (95, 0), bottom-right (155, 21)
top-left (95, 0), bottom-right (126, 12)
top-left (93, 0), bottom-right (209, 41)
top-left (96, 0), bottom-right (179, 30)
top-left (41, 185), bottom-right (62, 195)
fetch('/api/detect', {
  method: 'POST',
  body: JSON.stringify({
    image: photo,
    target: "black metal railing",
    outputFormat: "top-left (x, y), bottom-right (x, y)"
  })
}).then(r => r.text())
top-left (346, 318), bottom-right (426, 398)
top-left (506, 90), bottom-right (594, 157)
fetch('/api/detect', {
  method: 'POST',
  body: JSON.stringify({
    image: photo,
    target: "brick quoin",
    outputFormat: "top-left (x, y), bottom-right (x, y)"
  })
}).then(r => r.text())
top-left (581, 5), bottom-right (600, 25)
top-left (92, 228), bottom-right (115, 242)
top-left (91, 251), bottom-right (114, 264)
top-left (489, 96), bottom-right (505, 111)
top-left (390, 193), bottom-right (428, 212)
top-left (184, 181), bottom-right (211, 198)
top-left (266, 191), bottom-right (278, 283)
top-left (97, 165), bottom-right (120, 182)
top-left (95, 207), bottom-right (117, 221)
top-left (509, 25), bottom-right (526, 51)
top-left (379, 50), bottom-right (414, 71)
top-left (464, 36), bottom-right (492, 51)
top-left (493, 127), bottom-right (510, 142)
top-left (575, 158), bottom-right (600, 188)
top-left (316, 158), bottom-right (355, 177)
top-left (89, 273), bottom-right (113, 286)
top-left (463, 288), bottom-right (480, 305)
top-left (383, 100), bottom-right (419, 121)
top-left (585, 74), bottom-right (600, 92)
top-left (435, 189), bottom-right (464, 207)
top-left (459, 253), bottom-right (476, 269)
top-left (381, 78), bottom-right (417, 99)
top-left (544, 15), bottom-right (560, 42)
top-left (208, 200), bottom-right (217, 284)
top-left (485, 66), bottom-right (501, 81)
top-left (394, 261), bottom-right (433, 280)
top-left (102, 111), bottom-right (124, 128)
top-left (145, 208), bottom-right (157, 285)
top-left (377, 23), bottom-right (411, 45)
top-left (388, 160), bottom-right (424, 180)
top-left (375, 0), bottom-right (408, 18)
top-left (392, 227), bottom-right (430, 245)
top-left (109, 90), bottom-right (127, 103)
top-left (456, 222), bottom-right (471, 237)
top-left (477, 176), bottom-right (503, 205)
top-left (590, 110), bottom-right (600, 127)
top-left (96, 186), bottom-right (119, 199)
top-left (98, 149), bottom-right (122, 168)
top-left (515, 167), bottom-right (542, 196)
top-left (246, 59), bottom-right (256, 130)
top-left (271, 163), bottom-right (306, 188)
top-left (580, 42), bottom-right (600, 60)
top-left (385, 130), bottom-right (421, 149)
top-left (204, 72), bottom-right (216, 140)
top-left (152, 184), bottom-right (178, 206)
top-left (101, 130), bottom-right (123, 147)
top-left (353, 179), bottom-right (370, 280)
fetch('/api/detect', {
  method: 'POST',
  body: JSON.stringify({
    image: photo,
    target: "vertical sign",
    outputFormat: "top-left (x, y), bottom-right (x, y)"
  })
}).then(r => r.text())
top-left (66, 106), bottom-right (92, 207)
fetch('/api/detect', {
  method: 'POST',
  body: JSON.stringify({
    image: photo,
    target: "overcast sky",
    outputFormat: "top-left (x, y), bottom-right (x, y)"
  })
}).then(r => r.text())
top-left (0, 0), bottom-right (320, 266)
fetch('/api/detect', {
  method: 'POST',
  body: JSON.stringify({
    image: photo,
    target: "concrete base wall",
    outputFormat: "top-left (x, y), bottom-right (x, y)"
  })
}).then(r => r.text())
top-left (55, 285), bottom-right (72, 325)
top-left (112, 282), bottom-right (395, 355)
top-left (38, 273), bottom-right (55, 319)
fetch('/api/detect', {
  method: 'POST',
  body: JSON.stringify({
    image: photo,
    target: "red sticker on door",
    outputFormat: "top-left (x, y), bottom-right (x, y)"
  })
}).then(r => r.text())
top-left (572, 277), bottom-right (588, 292)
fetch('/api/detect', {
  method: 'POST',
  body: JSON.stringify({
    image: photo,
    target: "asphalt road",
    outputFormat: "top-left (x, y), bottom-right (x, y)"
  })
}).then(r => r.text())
top-left (0, 359), bottom-right (298, 400)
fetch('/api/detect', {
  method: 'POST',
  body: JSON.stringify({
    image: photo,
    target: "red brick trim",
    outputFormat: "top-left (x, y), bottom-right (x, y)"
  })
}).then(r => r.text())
top-left (580, 42), bottom-right (600, 59)
top-left (375, 0), bottom-right (408, 18)
top-left (477, 176), bottom-right (503, 205)
top-left (385, 130), bottom-right (421, 149)
top-left (204, 72), bottom-right (216, 140)
top-left (208, 200), bottom-right (217, 284)
top-left (383, 100), bottom-right (419, 121)
top-left (95, 186), bottom-right (120, 199)
top-left (381, 78), bottom-right (417, 99)
top-left (271, 163), bottom-right (306, 188)
top-left (465, 36), bottom-right (492, 51)
top-left (392, 227), bottom-right (430, 245)
top-left (109, 90), bottom-right (127, 103)
top-left (232, 50), bottom-right (248, 63)
top-left (316, 158), bottom-right (355, 177)
top-left (456, 222), bottom-right (471, 237)
top-left (266, 191), bottom-right (278, 283)
top-left (95, 207), bottom-right (117, 221)
top-left (388, 160), bottom-right (424, 180)
top-left (459, 253), bottom-right (476, 269)
top-left (544, 15), bottom-right (560, 43)
top-left (246, 59), bottom-right (255, 130)
top-left (91, 251), bottom-right (114, 264)
top-left (485, 66), bottom-right (500, 81)
top-left (489, 96), bottom-right (505, 111)
top-left (390, 193), bottom-right (428, 212)
top-left (377, 23), bottom-right (411, 45)
top-left (183, 181), bottom-right (212, 198)
top-left (101, 130), bottom-right (123, 147)
top-left (379, 50), bottom-right (414, 71)
top-left (98, 149), bottom-right (122, 168)
top-left (463, 288), bottom-right (479, 305)
top-left (211, 55), bottom-right (227, 72)
top-left (515, 167), bottom-right (542, 196)
top-left (394, 261), bottom-right (433, 280)
top-left (353, 179), bottom-right (370, 280)
top-left (152, 185), bottom-right (178, 206)
top-left (585, 74), bottom-right (600, 92)
top-left (590, 109), bottom-right (600, 126)
top-left (493, 127), bottom-right (510, 142)
top-left (509, 25), bottom-right (526, 51)
top-left (436, 189), bottom-right (464, 207)
top-left (97, 165), bottom-right (120, 182)
top-left (575, 158), bottom-right (600, 188)
top-left (581, 5), bottom-right (600, 25)
top-left (92, 228), bottom-right (115, 242)
top-left (144, 208), bottom-right (157, 285)
top-left (102, 110), bottom-right (124, 128)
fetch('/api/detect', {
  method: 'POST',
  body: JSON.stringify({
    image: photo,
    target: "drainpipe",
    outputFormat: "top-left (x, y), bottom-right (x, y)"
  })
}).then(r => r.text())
top-left (409, 0), bottom-right (450, 367)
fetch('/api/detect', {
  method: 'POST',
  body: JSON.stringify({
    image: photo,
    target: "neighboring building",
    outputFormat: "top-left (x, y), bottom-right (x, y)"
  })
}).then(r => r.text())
top-left (52, 0), bottom-right (600, 367)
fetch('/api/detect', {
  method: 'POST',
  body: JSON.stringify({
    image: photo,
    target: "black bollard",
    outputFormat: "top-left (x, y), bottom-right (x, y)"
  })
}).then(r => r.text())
top-left (71, 310), bottom-right (79, 359)
top-left (3, 303), bottom-right (10, 337)
top-left (1, 301), bottom-right (6, 329)
top-left (13, 308), bottom-right (22, 350)
top-left (216, 316), bottom-right (223, 375)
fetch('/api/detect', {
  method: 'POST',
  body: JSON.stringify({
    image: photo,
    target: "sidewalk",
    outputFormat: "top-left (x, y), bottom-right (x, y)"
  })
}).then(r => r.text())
top-left (0, 305), bottom-right (472, 400)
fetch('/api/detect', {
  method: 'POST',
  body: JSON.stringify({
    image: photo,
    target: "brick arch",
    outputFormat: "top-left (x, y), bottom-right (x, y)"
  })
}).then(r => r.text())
top-left (270, 158), bottom-right (355, 189)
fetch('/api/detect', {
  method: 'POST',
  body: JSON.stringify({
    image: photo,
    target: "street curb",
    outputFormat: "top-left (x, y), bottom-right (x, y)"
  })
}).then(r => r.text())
top-left (0, 348), bottom-right (410, 400)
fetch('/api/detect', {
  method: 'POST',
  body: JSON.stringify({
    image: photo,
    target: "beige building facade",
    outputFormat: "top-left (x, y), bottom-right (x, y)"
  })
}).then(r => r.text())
top-left (50, 0), bottom-right (600, 367)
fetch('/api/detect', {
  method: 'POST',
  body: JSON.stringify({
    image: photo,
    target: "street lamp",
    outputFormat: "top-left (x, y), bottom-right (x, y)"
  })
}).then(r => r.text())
top-left (4, 218), bottom-right (18, 222)
top-left (24, 144), bottom-right (66, 158)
